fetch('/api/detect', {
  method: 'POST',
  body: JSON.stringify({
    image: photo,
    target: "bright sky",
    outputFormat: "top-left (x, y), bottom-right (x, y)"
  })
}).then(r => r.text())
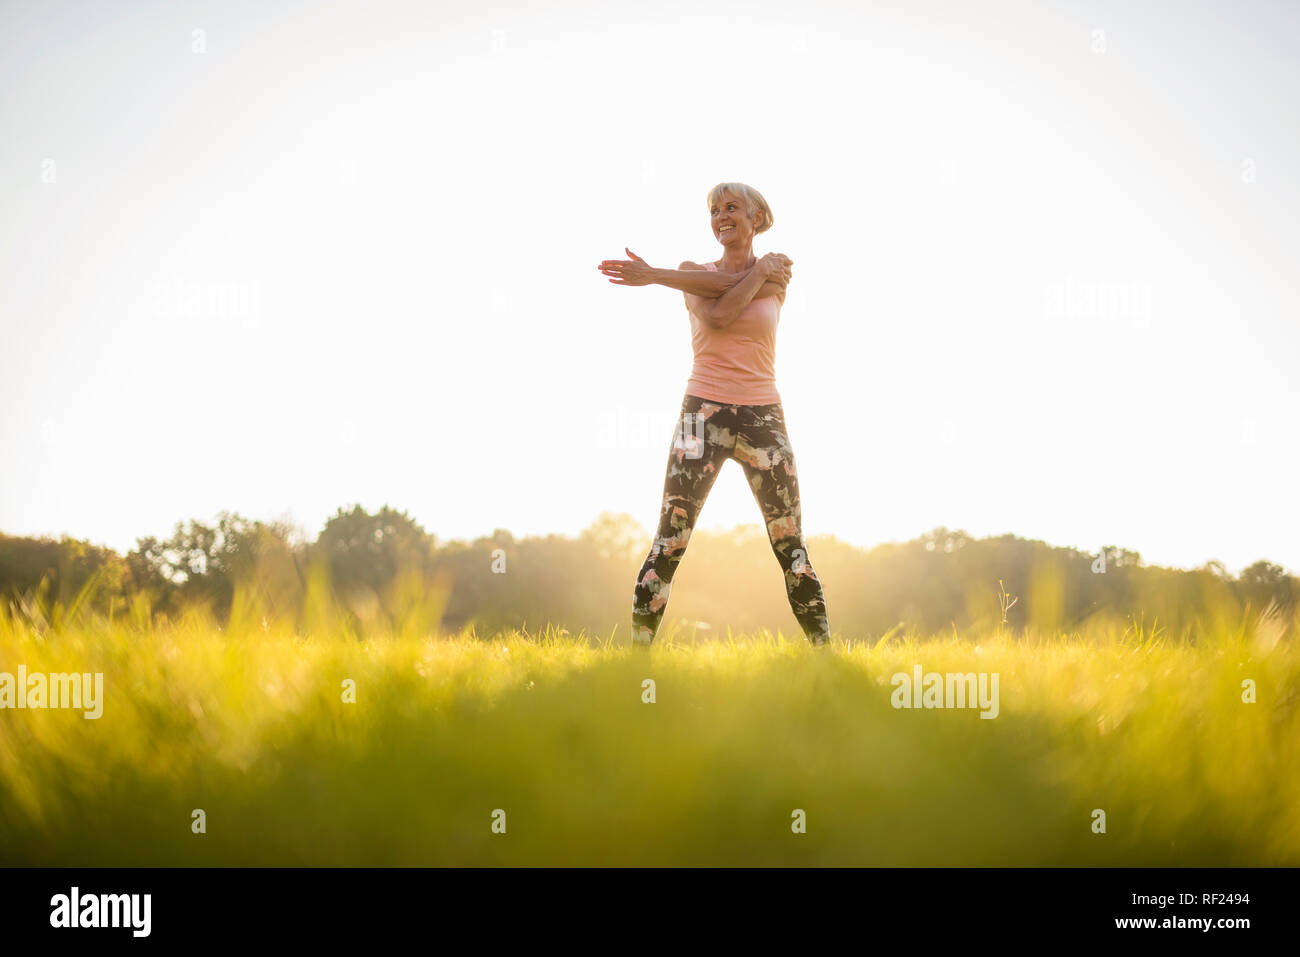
top-left (2, 0), bottom-right (1297, 575)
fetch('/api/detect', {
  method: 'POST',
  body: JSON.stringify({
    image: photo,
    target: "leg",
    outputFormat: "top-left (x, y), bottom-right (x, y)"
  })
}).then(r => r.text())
top-left (631, 397), bottom-right (734, 646)
top-left (733, 404), bottom-right (831, 645)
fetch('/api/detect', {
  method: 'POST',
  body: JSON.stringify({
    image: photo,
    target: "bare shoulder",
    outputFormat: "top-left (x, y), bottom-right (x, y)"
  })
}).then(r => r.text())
top-left (678, 260), bottom-right (706, 270)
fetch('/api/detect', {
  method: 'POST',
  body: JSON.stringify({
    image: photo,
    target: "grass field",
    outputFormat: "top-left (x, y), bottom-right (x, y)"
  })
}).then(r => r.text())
top-left (2, 601), bottom-right (1298, 866)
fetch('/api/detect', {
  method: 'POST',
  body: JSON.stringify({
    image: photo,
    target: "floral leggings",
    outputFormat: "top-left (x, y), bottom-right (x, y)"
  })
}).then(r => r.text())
top-left (632, 393), bottom-right (831, 646)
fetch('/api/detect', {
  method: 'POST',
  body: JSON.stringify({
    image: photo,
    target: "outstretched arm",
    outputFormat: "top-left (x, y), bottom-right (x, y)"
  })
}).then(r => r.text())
top-left (654, 265), bottom-right (738, 297)
top-left (597, 248), bottom-right (786, 298)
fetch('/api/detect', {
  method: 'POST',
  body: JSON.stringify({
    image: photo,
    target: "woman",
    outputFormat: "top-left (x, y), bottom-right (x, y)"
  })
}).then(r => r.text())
top-left (597, 182), bottom-right (831, 648)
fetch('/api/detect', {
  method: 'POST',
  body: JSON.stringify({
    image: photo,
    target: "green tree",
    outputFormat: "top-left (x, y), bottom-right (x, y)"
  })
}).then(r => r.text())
top-left (313, 505), bottom-right (435, 598)
top-left (129, 511), bottom-right (297, 622)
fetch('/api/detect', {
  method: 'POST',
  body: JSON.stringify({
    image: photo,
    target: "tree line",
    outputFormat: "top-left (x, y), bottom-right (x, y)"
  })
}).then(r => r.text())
top-left (2, 506), bottom-right (1295, 641)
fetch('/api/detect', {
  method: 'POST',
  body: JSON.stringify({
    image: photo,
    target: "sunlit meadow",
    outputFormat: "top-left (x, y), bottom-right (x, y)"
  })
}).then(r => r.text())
top-left (1, 569), bottom-right (1297, 867)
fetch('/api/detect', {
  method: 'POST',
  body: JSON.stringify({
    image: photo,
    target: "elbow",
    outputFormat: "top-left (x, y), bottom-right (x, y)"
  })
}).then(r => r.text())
top-left (703, 301), bottom-right (732, 328)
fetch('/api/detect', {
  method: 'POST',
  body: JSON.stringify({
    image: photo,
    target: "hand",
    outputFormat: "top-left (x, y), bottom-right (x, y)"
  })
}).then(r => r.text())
top-left (759, 255), bottom-right (791, 304)
top-left (758, 252), bottom-right (793, 280)
top-left (761, 253), bottom-right (792, 288)
top-left (761, 266), bottom-right (791, 292)
top-left (597, 248), bottom-right (657, 286)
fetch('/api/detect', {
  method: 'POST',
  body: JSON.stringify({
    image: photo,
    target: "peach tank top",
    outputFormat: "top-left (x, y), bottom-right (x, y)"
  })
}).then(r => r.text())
top-left (683, 261), bottom-right (782, 405)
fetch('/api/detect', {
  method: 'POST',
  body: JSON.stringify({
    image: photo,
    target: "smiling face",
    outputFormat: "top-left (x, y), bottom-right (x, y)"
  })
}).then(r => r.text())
top-left (711, 190), bottom-right (759, 246)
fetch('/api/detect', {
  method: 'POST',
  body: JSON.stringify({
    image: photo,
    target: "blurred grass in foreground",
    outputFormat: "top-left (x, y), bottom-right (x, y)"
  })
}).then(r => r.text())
top-left (1, 591), bottom-right (1297, 866)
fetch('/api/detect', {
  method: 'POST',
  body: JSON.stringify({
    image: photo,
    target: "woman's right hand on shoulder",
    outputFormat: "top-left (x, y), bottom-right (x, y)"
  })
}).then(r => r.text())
top-left (759, 252), bottom-right (793, 279)
top-left (759, 252), bottom-right (793, 285)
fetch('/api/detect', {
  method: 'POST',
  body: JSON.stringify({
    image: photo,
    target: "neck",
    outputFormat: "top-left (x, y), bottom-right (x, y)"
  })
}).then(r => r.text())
top-left (721, 245), bottom-right (756, 273)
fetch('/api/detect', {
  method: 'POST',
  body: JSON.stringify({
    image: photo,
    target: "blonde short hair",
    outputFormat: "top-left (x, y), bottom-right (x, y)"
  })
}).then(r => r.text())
top-left (706, 182), bottom-right (774, 234)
